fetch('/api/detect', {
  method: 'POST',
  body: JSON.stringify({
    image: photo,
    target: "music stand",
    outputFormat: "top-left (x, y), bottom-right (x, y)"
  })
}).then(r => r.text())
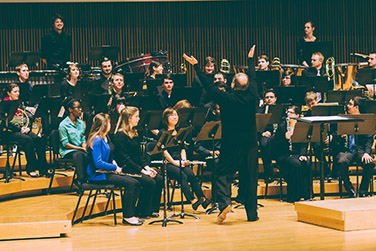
top-left (256, 114), bottom-right (272, 133)
top-left (82, 94), bottom-right (111, 114)
top-left (256, 70), bottom-right (281, 94)
top-left (0, 100), bottom-right (23, 183)
top-left (173, 87), bottom-right (203, 107)
top-left (299, 41), bottom-right (333, 66)
top-left (123, 73), bottom-right (144, 92)
top-left (358, 68), bottom-right (376, 99)
top-left (297, 115), bottom-right (363, 200)
top-left (274, 86), bottom-right (307, 105)
top-left (268, 104), bottom-right (290, 124)
top-left (171, 73), bottom-right (187, 88)
top-left (137, 110), bottom-right (163, 144)
top-left (127, 95), bottom-right (161, 111)
top-left (365, 100), bottom-right (376, 114)
top-left (327, 90), bottom-right (363, 105)
top-left (166, 127), bottom-right (200, 221)
top-left (35, 96), bottom-right (63, 130)
top-left (195, 121), bottom-right (221, 215)
top-left (148, 130), bottom-right (183, 227)
top-left (29, 85), bottom-right (49, 106)
top-left (8, 51), bottom-right (41, 68)
top-left (311, 104), bottom-right (344, 116)
top-left (88, 46), bottom-right (119, 61)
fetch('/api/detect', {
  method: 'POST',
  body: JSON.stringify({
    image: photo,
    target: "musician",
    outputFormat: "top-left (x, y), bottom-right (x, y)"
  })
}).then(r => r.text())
top-left (41, 14), bottom-right (72, 69)
top-left (92, 57), bottom-right (113, 94)
top-left (15, 64), bottom-right (32, 106)
top-left (281, 70), bottom-right (295, 87)
top-left (337, 97), bottom-right (374, 197)
top-left (257, 89), bottom-right (277, 183)
top-left (272, 105), bottom-right (310, 202)
top-left (158, 107), bottom-right (210, 211)
top-left (192, 56), bottom-right (215, 88)
top-left (58, 99), bottom-right (88, 180)
top-left (1, 83), bottom-right (48, 177)
top-left (60, 63), bottom-right (81, 99)
top-left (157, 74), bottom-right (177, 109)
top-left (298, 21), bottom-right (318, 67)
top-left (302, 52), bottom-right (325, 77)
top-left (199, 72), bottom-right (227, 107)
top-left (303, 91), bottom-right (319, 117)
top-left (145, 61), bottom-right (164, 80)
top-left (257, 55), bottom-right (270, 71)
top-left (107, 73), bottom-right (127, 111)
top-left (114, 106), bottom-right (163, 218)
top-left (369, 52), bottom-right (376, 69)
top-left (86, 113), bottom-right (143, 225)
top-left (184, 45), bottom-right (259, 223)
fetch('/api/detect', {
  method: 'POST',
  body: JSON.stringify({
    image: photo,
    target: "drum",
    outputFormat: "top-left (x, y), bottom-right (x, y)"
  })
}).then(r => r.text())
top-left (115, 52), bottom-right (170, 74)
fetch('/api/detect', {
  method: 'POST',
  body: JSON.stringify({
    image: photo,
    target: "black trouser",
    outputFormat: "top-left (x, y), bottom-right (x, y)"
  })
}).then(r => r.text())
top-left (215, 145), bottom-right (258, 221)
top-left (166, 163), bottom-right (204, 202)
top-left (64, 150), bottom-right (88, 175)
top-left (105, 173), bottom-right (141, 218)
top-left (277, 154), bottom-right (310, 203)
top-left (132, 173), bottom-right (163, 216)
top-left (259, 135), bottom-right (273, 178)
top-left (337, 151), bottom-right (374, 194)
top-left (10, 131), bottom-right (48, 173)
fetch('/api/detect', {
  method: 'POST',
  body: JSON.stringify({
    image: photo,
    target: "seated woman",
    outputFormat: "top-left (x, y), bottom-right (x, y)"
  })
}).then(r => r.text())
top-left (58, 99), bottom-right (88, 177)
top-left (272, 106), bottom-right (310, 203)
top-left (60, 63), bottom-right (81, 99)
top-left (1, 83), bottom-right (48, 177)
top-left (158, 107), bottom-right (210, 210)
top-left (114, 106), bottom-right (163, 218)
top-left (86, 113), bottom-right (143, 226)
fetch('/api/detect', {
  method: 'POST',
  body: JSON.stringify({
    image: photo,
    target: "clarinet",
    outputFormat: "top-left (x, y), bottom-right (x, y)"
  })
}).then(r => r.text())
top-left (286, 113), bottom-right (293, 153)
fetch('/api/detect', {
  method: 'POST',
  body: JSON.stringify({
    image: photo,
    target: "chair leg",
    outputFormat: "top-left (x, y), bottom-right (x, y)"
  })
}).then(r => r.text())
top-left (104, 190), bottom-right (112, 215)
top-left (47, 165), bottom-right (57, 195)
top-left (280, 176), bottom-right (283, 201)
top-left (264, 181), bottom-right (269, 199)
top-left (72, 191), bottom-right (83, 225)
top-left (70, 168), bottom-right (77, 191)
top-left (81, 190), bottom-right (93, 223)
top-left (112, 190), bottom-right (117, 226)
top-left (88, 190), bottom-right (100, 220)
top-left (18, 150), bottom-right (22, 176)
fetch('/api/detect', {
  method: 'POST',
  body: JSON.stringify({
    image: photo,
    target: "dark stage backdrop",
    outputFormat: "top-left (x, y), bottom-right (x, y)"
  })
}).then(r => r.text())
top-left (0, 0), bottom-right (375, 83)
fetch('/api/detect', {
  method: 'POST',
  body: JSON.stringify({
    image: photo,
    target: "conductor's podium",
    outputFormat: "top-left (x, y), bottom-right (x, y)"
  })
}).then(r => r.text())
top-left (295, 197), bottom-right (376, 231)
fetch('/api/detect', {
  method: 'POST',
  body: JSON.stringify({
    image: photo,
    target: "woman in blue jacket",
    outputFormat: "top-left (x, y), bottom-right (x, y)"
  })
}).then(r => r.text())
top-left (86, 113), bottom-right (143, 226)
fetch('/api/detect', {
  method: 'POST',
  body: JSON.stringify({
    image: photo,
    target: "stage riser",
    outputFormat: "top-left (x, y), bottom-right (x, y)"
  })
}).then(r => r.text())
top-left (295, 197), bottom-right (376, 231)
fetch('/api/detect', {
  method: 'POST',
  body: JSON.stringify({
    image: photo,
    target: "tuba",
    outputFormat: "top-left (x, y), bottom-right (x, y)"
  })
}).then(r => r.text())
top-left (220, 59), bottom-right (231, 74)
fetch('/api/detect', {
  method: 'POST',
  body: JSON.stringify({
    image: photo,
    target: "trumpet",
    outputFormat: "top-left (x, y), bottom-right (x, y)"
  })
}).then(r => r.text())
top-left (220, 59), bottom-right (231, 74)
top-left (271, 57), bottom-right (282, 71)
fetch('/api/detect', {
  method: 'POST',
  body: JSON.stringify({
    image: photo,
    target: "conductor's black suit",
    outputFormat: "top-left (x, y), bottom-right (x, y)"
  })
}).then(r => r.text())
top-left (194, 57), bottom-right (258, 221)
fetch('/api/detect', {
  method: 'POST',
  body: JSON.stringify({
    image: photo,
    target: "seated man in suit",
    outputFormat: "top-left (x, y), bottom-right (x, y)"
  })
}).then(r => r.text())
top-left (336, 96), bottom-right (375, 197)
top-left (302, 52), bottom-right (325, 77)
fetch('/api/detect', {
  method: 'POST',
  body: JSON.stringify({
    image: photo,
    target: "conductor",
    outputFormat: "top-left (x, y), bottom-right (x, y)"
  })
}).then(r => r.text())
top-left (183, 45), bottom-right (258, 223)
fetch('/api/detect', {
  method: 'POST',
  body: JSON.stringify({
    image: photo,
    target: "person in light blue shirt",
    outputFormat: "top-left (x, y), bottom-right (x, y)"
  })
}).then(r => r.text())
top-left (58, 99), bottom-right (87, 177)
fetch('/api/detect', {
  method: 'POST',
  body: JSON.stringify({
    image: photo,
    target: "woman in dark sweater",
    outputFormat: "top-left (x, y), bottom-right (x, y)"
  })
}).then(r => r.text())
top-left (114, 106), bottom-right (163, 218)
top-left (158, 107), bottom-right (210, 211)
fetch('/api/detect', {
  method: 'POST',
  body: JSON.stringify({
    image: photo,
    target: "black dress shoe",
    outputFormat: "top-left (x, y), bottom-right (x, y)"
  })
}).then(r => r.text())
top-left (247, 216), bottom-right (259, 222)
top-left (122, 219), bottom-right (143, 226)
top-left (202, 198), bottom-right (211, 209)
top-left (192, 197), bottom-right (205, 211)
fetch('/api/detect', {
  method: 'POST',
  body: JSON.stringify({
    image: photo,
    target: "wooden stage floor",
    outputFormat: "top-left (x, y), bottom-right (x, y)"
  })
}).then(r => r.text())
top-left (2, 196), bottom-right (376, 250)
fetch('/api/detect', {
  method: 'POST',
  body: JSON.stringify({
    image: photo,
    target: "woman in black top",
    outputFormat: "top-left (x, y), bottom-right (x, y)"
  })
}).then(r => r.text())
top-left (158, 107), bottom-right (210, 211)
top-left (298, 21), bottom-right (319, 67)
top-left (272, 106), bottom-right (310, 203)
top-left (114, 106), bottom-right (163, 218)
top-left (60, 63), bottom-right (81, 99)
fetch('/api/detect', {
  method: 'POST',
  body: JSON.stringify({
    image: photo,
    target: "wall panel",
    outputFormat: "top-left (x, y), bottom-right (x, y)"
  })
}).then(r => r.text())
top-left (0, 0), bottom-right (375, 83)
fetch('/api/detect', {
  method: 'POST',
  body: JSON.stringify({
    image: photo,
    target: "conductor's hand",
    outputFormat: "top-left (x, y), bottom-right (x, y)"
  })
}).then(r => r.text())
top-left (248, 45), bottom-right (256, 58)
top-left (183, 54), bottom-right (198, 65)
top-left (362, 153), bottom-right (373, 164)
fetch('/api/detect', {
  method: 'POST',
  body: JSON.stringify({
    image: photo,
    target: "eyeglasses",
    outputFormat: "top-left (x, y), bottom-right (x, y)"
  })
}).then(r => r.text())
top-left (72, 106), bottom-right (82, 110)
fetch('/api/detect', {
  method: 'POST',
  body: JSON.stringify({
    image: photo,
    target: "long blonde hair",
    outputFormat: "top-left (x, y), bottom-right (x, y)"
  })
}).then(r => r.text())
top-left (87, 113), bottom-right (110, 149)
top-left (115, 106), bottom-right (139, 138)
